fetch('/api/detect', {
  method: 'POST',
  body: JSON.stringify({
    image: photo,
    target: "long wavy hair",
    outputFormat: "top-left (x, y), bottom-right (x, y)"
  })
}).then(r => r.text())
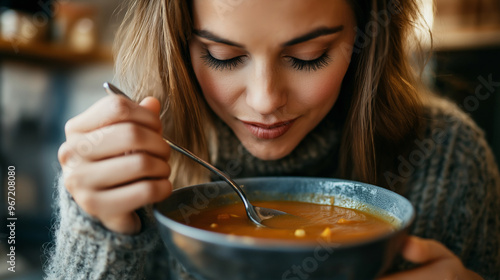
top-left (114, 0), bottom-right (430, 189)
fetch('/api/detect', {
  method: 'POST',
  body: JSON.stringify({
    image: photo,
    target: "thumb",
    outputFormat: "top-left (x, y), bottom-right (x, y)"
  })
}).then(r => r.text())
top-left (139, 96), bottom-right (161, 116)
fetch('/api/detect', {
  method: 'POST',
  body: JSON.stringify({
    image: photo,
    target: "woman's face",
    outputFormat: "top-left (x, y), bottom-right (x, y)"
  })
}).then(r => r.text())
top-left (190, 0), bottom-right (356, 160)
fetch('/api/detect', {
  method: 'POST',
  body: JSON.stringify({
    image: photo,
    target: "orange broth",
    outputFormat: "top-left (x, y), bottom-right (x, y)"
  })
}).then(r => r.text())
top-left (173, 201), bottom-right (396, 243)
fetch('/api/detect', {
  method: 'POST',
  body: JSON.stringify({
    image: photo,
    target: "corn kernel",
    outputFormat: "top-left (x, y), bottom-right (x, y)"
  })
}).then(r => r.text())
top-left (294, 229), bottom-right (306, 237)
top-left (320, 227), bottom-right (331, 238)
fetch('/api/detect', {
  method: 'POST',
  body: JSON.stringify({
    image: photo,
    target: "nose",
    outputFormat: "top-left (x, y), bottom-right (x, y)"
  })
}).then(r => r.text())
top-left (245, 60), bottom-right (286, 115)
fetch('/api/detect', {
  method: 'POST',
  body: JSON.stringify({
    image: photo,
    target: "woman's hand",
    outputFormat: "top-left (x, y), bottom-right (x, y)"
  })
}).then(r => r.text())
top-left (58, 95), bottom-right (172, 235)
top-left (379, 236), bottom-right (483, 280)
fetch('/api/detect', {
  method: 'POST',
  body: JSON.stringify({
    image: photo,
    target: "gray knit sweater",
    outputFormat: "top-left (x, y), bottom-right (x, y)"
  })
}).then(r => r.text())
top-left (44, 98), bottom-right (500, 279)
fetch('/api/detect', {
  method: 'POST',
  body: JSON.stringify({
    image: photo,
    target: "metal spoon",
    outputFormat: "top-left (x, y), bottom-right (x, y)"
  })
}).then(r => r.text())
top-left (103, 82), bottom-right (291, 227)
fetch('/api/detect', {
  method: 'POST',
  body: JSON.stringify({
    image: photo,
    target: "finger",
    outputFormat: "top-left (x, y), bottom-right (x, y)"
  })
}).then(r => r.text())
top-left (139, 96), bottom-right (161, 116)
top-left (65, 95), bottom-right (162, 136)
top-left (66, 153), bottom-right (171, 191)
top-left (75, 178), bottom-right (172, 218)
top-left (64, 123), bottom-right (170, 162)
top-left (58, 141), bottom-right (73, 168)
top-left (401, 236), bottom-right (455, 264)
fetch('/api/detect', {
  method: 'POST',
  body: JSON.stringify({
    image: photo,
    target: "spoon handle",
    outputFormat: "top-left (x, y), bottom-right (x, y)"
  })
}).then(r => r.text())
top-left (102, 82), bottom-right (262, 224)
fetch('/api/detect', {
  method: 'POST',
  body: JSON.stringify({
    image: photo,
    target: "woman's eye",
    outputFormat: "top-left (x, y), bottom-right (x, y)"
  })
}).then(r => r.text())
top-left (288, 53), bottom-right (331, 71)
top-left (201, 50), bottom-right (331, 72)
top-left (201, 51), bottom-right (244, 71)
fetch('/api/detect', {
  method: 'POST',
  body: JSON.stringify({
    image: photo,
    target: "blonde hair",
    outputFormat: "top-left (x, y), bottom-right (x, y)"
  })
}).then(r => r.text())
top-left (115, 0), bottom-right (430, 189)
top-left (115, 0), bottom-right (212, 188)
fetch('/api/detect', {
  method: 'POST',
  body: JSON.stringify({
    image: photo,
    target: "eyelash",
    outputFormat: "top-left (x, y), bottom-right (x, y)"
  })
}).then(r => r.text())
top-left (201, 52), bottom-right (244, 71)
top-left (201, 51), bottom-right (331, 72)
top-left (288, 53), bottom-right (331, 71)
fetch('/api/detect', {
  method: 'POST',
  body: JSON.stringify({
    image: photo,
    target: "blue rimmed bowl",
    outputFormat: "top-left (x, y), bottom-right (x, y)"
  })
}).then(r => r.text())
top-left (154, 177), bottom-right (414, 280)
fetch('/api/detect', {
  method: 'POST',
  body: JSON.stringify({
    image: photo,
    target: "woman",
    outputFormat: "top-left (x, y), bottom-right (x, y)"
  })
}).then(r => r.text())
top-left (46, 0), bottom-right (500, 279)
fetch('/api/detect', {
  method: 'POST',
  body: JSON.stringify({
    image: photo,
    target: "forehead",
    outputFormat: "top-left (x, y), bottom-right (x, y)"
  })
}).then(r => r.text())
top-left (191, 0), bottom-right (355, 46)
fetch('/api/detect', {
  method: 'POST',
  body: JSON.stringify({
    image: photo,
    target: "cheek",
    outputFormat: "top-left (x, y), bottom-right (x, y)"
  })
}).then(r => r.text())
top-left (191, 55), bottom-right (242, 109)
top-left (294, 35), bottom-right (354, 107)
top-left (291, 67), bottom-right (345, 109)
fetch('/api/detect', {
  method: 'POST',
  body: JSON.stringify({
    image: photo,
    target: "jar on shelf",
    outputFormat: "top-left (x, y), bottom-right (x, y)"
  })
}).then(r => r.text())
top-left (53, 2), bottom-right (98, 53)
top-left (0, 9), bottom-right (49, 44)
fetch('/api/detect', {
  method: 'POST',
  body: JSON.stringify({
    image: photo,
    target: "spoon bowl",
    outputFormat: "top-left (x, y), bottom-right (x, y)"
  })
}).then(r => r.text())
top-left (103, 82), bottom-right (293, 226)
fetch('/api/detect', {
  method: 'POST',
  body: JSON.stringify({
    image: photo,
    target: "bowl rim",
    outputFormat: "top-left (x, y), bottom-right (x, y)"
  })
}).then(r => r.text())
top-left (153, 176), bottom-right (415, 251)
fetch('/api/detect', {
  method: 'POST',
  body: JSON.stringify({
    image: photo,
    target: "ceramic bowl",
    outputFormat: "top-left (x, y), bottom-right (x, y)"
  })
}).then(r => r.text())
top-left (154, 177), bottom-right (414, 280)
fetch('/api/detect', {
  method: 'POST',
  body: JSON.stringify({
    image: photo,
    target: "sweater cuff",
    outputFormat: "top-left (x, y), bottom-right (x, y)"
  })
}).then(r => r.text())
top-left (57, 176), bottom-right (159, 250)
top-left (45, 176), bottom-right (161, 279)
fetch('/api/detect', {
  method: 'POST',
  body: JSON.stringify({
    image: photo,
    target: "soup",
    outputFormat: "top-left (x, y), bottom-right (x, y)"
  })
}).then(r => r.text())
top-left (171, 200), bottom-right (396, 243)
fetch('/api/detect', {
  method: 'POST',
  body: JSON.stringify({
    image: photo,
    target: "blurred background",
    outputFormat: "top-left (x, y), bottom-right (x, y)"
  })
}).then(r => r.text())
top-left (0, 0), bottom-right (499, 279)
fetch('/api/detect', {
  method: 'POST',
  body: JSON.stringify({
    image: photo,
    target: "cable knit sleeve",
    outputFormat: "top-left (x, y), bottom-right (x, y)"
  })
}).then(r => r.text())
top-left (406, 100), bottom-right (500, 280)
top-left (44, 176), bottom-right (167, 279)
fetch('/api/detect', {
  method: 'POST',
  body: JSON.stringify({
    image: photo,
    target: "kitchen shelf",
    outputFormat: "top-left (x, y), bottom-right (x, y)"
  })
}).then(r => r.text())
top-left (432, 26), bottom-right (500, 51)
top-left (0, 38), bottom-right (112, 65)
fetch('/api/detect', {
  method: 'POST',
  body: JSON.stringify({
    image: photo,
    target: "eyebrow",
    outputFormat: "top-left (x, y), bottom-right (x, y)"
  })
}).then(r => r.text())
top-left (193, 25), bottom-right (344, 48)
top-left (193, 29), bottom-right (244, 48)
top-left (282, 26), bottom-right (344, 46)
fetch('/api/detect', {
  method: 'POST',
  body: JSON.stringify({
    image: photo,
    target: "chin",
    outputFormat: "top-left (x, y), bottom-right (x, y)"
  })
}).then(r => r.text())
top-left (242, 140), bottom-right (297, 161)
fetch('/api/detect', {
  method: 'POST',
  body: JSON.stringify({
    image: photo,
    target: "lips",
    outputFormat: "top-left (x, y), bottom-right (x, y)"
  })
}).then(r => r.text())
top-left (241, 119), bottom-right (297, 139)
